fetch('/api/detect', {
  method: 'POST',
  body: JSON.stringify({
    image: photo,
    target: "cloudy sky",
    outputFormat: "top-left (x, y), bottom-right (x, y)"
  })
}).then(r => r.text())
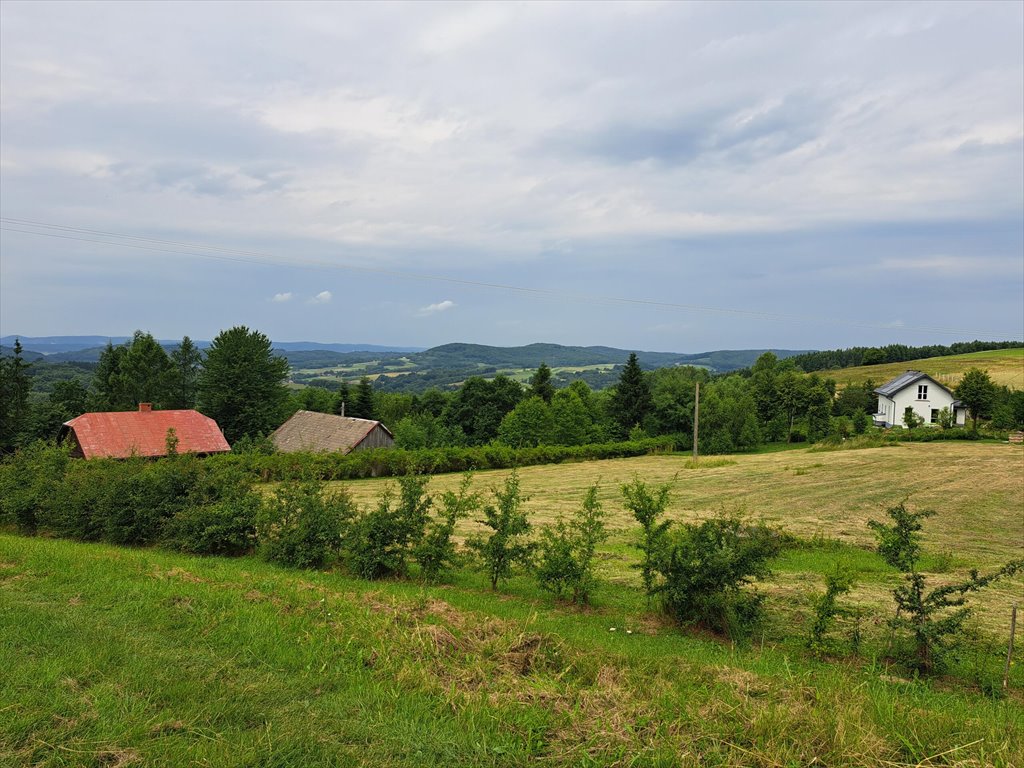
top-left (1, 1), bottom-right (1021, 351)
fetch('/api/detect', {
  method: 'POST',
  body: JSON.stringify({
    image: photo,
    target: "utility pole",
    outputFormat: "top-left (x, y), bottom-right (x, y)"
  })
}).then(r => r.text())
top-left (692, 381), bottom-right (700, 460)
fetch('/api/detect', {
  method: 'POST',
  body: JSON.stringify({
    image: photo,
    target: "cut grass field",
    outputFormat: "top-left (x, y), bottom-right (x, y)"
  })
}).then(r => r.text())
top-left (332, 442), bottom-right (1024, 635)
top-left (3, 443), bottom-right (1023, 766)
top-left (824, 348), bottom-right (1024, 390)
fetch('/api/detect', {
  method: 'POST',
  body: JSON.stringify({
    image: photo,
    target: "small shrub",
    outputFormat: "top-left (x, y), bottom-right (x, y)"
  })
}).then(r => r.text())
top-left (852, 410), bottom-right (869, 435)
top-left (346, 475), bottom-right (432, 580)
top-left (257, 481), bottom-right (355, 568)
top-left (869, 500), bottom-right (1024, 673)
top-left (868, 501), bottom-right (932, 572)
top-left (467, 470), bottom-right (535, 590)
top-left (806, 566), bottom-right (855, 655)
top-left (622, 477), bottom-right (673, 599)
top-left (656, 515), bottom-right (781, 638)
top-left (535, 484), bottom-right (608, 604)
top-left (414, 474), bottom-right (479, 582)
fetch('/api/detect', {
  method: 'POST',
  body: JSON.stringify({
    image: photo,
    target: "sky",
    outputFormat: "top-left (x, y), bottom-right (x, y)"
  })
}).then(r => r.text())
top-left (1, 0), bottom-right (1022, 352)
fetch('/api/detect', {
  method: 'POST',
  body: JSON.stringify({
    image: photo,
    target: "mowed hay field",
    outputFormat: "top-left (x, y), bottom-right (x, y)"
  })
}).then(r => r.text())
top-left (335, 442), bottom-right (1024, 633)
top-left (824, 347), bottom-right (1024, 390)
top-left (335, 442), bottom-right (1023, 565)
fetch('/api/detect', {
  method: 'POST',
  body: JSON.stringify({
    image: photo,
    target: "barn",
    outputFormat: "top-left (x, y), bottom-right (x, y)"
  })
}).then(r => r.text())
top-left (271, 410), bottom-right (394, 454)
top-left (58, 403), bottom-right (231, 458)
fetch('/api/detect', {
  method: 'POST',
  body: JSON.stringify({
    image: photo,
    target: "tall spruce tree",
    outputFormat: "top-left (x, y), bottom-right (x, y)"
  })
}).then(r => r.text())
top-left (350, 377), bottom-right (376, 420)
top-left (0, 339), bottom-right (32, 451)
top-left (612, 353), bottom-right (653, 437)
top-left (529, 362), bottom-right (555, 403)
top-left (167, 336), bottom-right (203, 409)
top-left (197, 326), bottom-right (290, 443)
top-left (92, 341), bottom-right (131, 410)
top-left (117, 331), bottom-right (173, 407)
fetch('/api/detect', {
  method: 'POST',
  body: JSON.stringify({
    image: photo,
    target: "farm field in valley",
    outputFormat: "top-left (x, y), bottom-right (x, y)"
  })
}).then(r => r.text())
top-left (3, 442), bottom-right (1023, 766)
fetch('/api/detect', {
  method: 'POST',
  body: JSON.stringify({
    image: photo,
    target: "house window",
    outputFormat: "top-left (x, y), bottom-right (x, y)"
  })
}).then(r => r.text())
top-left (917, 384), bottom-right (928, 400)
top-left (931, 409), bottom-right (939, 424)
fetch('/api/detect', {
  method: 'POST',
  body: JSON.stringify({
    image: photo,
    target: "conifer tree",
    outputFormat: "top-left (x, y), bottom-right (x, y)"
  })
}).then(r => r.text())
top-left (350, 376), bottom-right (376, 420)
top-left (612, 353), bottom-right (653, 437)
top-left (529, 362), bottom-right (555, 403)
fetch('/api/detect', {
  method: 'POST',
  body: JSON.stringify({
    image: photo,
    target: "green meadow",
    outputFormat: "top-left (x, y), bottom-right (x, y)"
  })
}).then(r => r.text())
top-left (3, 441), bottom-right (1023, 767)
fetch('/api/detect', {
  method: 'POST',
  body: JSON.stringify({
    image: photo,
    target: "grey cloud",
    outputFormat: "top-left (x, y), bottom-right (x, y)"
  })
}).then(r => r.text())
top-left (545, 92), bottom-right (828, 167)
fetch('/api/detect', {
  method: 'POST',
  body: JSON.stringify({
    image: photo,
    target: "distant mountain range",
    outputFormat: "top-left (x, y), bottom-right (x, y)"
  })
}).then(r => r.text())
top-left (0, 336), bottom-right (425, 362)
top-left (3, 336), bottom-right (811, 396)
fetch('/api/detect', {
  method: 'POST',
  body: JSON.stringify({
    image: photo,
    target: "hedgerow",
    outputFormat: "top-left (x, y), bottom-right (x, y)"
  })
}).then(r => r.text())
top-left (210, 437), bottom-right (677, 482)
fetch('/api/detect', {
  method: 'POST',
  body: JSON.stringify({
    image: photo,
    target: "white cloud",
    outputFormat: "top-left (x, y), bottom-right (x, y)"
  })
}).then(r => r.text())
top-left (272, 292), bottom-right (293, 303)
top-left (418, 299), bottom-right (456, 316)
top-left (309, 291), bottom-right (332, 305)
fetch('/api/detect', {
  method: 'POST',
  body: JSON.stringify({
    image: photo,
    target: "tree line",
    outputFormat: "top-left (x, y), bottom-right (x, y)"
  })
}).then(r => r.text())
top-left (3, 328), bottom-right (1023, 456)
top-left (788, 340), bottom-right (1022, 373)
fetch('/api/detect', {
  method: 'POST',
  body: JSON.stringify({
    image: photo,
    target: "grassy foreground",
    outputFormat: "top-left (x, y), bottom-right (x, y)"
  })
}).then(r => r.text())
top-left (2, 534), bottom-right (1023, 768)
top-left (4, 442), bottom-right (1023, 766)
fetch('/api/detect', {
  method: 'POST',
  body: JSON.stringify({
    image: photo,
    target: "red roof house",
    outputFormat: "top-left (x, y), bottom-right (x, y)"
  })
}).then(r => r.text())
top-left (58, 404), bottom-right (231, 459)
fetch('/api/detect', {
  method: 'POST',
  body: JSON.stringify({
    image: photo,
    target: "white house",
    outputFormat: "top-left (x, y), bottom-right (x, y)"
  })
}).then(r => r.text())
top-left (872, 371), bottom-right (968, 428)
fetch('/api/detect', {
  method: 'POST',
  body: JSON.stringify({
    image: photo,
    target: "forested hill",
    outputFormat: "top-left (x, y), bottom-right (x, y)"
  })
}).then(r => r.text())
top-left (5, 336), bottom-right (806, 373)
top-left (406, 343), bottom-right (807, 372)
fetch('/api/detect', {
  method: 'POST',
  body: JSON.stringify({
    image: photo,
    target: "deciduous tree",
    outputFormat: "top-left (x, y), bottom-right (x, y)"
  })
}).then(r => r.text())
top-left (954, 368), bottom-right (996, 432)
top-left (198, 326), bottom-right (290, 443)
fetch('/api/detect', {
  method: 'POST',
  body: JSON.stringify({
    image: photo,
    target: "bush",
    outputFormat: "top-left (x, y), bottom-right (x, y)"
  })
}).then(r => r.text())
top-left (257, 481), bottom-right (355, 568)
top-left (806, 566), bottom-right (855, 655)
top-left (414, 474), bottom-right (479, 582)
top-left (467, 470), bottom-right (535, 590)
top-left (656, 516), bottom-right (781, 638)
top-left (622, 478), bottom-right (672, 599)
top-left (869, 500), bottom-right (1024, 673)
top-left (202, 437), bottom-right (677, 483)
top-left (535, 484), bottom-right (608, 604)
top-left (345, 475), bottom-right (431, 580)
top-left (0, 442), bottom-right (72, 533)
top-left (163, 496), bottom-right (261, 555)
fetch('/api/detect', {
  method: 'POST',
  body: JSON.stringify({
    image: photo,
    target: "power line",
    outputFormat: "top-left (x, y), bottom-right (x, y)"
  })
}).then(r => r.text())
top-left (1, 217), bottom-right (1018, 338)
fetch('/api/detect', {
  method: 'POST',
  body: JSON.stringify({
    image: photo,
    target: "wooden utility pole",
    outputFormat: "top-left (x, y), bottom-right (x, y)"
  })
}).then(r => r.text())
top-left (692, 381), bottom-right (700, 460)
top-left (1005, 602), bottom-right (1018, 692)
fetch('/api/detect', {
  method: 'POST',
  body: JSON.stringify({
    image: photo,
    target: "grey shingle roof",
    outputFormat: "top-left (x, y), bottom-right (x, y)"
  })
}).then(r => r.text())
top-left (874, 370), bottom-right (927, 397)
top-left (874, 370), bottom-right (956, 399)
top-left (271, 411), bottom-right (392, 454)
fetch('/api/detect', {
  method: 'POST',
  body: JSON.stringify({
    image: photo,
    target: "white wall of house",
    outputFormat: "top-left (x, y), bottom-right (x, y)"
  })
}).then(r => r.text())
top-left (875, 377), bottom-right (966, 427)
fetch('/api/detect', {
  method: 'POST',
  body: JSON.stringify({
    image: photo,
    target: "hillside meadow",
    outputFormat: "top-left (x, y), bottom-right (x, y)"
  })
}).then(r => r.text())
top-left (3, 442), bottom-right (1023, 766)
top-left (823, 348), bottom-right (1024, 391)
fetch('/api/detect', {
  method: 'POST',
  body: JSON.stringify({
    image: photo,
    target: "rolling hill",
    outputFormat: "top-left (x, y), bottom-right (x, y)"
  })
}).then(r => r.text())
top-left (823, 347), bottom-right (1024, 390)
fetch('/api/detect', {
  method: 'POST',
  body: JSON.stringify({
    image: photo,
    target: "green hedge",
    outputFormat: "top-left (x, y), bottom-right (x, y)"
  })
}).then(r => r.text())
top-left (209, 437), bottom-right (677, 483)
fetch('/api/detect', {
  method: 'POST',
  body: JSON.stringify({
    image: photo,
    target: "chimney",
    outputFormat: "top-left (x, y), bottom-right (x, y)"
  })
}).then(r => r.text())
top-left (340, 401), bottom-right (345, 417)
top-left (139, 403), bottom-right (153, 412)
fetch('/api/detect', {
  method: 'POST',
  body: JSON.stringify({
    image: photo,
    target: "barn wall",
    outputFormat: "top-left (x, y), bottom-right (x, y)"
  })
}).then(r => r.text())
top-left (351, 424), bottom-right (395, 452)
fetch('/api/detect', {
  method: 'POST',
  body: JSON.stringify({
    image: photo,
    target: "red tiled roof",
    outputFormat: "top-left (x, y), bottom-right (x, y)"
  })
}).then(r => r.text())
top-left (62, 410), bottom-right (231, 459)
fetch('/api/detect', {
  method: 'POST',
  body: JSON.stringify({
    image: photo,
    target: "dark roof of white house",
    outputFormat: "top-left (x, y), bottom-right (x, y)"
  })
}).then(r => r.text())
top-left (874, 370), bottom-right (953, 398)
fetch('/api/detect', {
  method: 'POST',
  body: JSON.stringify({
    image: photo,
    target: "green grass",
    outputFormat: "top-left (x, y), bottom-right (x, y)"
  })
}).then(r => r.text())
top-left (3, 535), bottom-right (1023, 767)
top-left (4, 442), bottom-right (1023, 766)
